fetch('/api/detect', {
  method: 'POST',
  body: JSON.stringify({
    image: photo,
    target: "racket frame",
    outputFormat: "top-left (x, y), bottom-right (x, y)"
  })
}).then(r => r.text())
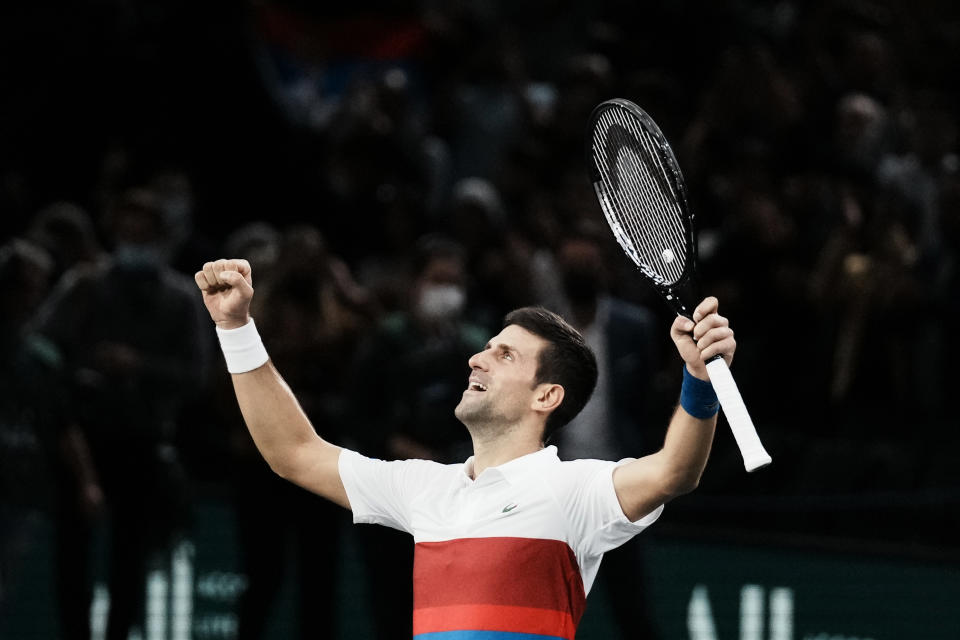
top-left (587, 98), bottom-right (702, 318)
top-left (586, 98), bottom-right (772, 472)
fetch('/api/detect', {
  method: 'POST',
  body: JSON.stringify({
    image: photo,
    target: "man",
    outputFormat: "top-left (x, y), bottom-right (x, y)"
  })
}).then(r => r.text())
top-left (196, 258), bottom-right (734, 639)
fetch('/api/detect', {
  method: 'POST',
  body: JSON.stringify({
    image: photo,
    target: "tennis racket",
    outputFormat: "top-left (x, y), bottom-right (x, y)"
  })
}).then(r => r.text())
top-left (586, 98), bottom-right (771, 472)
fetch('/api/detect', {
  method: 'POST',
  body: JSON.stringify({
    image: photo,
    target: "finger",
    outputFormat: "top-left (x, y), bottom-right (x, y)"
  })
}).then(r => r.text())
top-left (199, 262), bottom-right (221, 288)
top-left (692, 313), bottom-right (729, 341)
top-left (670, 315), bottom-right (701, 363)
top-left (214, 259), bottom-right (250, 286)
top-left (202, 261), bottom-right (220, 288)
top-left (212, 259), bottom-right (230, 285)
top-left (700, 334), bottom-right (736, 363)
top-left (212, 259), bottom-right (244, 287)
top-left (224, 258), bottom-right (252, 286)
top-left (692, 296), bottom-right (719, 323)
top-left (219, 270), bottom-right (254, 295)
top-left (230, 258), bottom-right (251, 277)
top-left (194, 270), bottom-right (210, 291)
top-left (671, 315), bottom-right (695, 338)
top-left (696, 326), bottom-right (734, 351)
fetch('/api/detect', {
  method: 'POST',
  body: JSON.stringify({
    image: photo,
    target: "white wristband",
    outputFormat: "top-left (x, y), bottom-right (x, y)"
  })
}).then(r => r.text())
top-left (215, 318), bottom-right (270, 374)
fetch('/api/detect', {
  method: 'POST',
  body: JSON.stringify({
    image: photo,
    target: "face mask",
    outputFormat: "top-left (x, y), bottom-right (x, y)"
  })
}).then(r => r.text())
top-left (417, 284), bottom-right (466, 320)
top-left (114, 243), bottom-right (166, 272)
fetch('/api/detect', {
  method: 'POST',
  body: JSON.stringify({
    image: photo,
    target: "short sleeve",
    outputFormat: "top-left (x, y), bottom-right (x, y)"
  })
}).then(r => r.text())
top-left (556, 458), bottom-right (663, 560)
top-left (338, 449), bottom-right (443, 534)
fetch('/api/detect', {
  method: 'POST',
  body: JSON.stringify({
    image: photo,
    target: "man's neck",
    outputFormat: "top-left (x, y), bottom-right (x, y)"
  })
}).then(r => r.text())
top-left (469, 427), bottom-right (544, 479)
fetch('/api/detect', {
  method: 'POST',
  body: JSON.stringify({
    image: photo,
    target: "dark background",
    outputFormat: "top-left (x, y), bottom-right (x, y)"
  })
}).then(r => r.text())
top-left (1, 0), bottom-right (959, 637)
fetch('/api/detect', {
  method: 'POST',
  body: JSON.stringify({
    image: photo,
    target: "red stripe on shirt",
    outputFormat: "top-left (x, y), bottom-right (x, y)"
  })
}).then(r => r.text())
top-left (413, 537), bottom-right (585, 636)
top-left (414, 604), bottom-right (577, 638)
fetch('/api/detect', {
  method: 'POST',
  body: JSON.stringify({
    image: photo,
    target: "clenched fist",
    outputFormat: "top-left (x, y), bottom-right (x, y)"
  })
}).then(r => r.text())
top-left (194, 259), bottom-right (254, 329)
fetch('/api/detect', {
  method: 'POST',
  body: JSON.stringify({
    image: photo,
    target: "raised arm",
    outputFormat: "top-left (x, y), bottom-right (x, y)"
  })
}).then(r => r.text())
top-left (195, 259), bottom-right (349, 509)
top-left (612, 296), bottom-right (733, 522)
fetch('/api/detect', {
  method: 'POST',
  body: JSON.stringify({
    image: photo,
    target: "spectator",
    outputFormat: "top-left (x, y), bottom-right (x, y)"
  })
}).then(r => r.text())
top-left (26, 201), bottom-right (105, 281)
top-left (0, 239), bottom-right (59, 619)
top-left (445, 177), bottom-right (536, 330)
top-left (35, 188), bottom-right (209, 640)
top-left (231, 224), bottom-right (374, 640)
top-left (348, 234), bottom-right (487, 638)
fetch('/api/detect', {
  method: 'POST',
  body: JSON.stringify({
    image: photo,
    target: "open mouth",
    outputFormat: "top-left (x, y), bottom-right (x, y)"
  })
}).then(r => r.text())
top-left (468, 380), bottom-right (487, 392)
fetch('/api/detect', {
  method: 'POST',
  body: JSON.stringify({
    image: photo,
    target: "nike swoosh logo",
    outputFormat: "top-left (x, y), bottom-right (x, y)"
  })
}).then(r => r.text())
top-left (502, 502), bottom-right (518, 513)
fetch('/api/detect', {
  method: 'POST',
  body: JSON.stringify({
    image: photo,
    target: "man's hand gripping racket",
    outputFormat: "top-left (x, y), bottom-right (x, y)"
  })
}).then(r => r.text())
top-left (586, 98), bottom-right (772, 472)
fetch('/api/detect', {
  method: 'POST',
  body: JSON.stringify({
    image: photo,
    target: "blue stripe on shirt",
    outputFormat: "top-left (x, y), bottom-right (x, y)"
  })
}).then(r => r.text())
top-left (414, 632), bottom-right (567, 640)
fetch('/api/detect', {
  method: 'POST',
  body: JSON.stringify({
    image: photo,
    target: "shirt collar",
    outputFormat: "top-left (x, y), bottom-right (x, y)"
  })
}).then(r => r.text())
top-left (460, 445), bottom-right (559, 486)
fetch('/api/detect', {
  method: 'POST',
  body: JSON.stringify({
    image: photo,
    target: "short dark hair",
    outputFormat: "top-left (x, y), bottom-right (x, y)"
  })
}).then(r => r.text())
top-left (502, 307), bottom-right (598, 444)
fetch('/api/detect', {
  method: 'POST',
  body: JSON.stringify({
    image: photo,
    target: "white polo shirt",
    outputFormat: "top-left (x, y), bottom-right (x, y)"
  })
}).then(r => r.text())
top-left (338, 445), bottom-right (662, 640)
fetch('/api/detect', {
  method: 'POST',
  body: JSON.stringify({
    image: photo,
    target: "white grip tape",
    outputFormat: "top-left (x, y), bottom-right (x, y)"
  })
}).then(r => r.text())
top-left (216, 318), bottom-right (270, 374)
top-left (705, 358), bottom-right (772, 472)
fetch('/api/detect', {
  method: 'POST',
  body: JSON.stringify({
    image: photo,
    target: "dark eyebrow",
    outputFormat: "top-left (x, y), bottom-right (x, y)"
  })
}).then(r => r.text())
top-left (485, 342), bottom-right (519, 359)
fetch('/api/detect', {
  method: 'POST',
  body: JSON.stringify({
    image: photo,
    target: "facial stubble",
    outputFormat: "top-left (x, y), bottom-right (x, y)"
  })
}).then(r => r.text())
top-left (454, 392), bottom-right (509, 439)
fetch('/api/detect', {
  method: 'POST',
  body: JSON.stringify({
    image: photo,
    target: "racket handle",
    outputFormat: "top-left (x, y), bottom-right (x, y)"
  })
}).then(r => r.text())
top-left (704, 358), bottom-right (772, 472)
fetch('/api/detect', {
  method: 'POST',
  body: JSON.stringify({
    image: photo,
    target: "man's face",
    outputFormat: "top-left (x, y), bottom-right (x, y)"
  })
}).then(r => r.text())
top-left (454, 325), bottom-right (547, 431)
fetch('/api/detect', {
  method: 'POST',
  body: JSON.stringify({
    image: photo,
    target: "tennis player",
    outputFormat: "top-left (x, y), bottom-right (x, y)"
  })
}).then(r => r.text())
top-left (196, 258), bottom-right (733, 639)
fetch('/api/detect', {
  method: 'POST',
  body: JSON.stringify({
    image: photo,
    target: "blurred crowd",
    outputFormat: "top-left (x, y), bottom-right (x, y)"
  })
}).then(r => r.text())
top-left (1, 0), bottom-right (958, 637)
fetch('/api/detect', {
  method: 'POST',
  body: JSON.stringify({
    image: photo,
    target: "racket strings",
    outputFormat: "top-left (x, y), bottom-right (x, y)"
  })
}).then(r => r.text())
top-left (598, 124), bottom-right (685, 282)
top-left (595, 150), bottom-right (681, 282)
top-left (615, 147), bottom-right (682, 276)
top-left (593, 150), bottom-right (652, 269)
top-left (596, 151), bottom-right (680, 282)
top-left (592, 109), bottom-right (688, 285)
top-left (593, 127), bottom-right (661, 264)
top-left (600, 151), bottom-right (685, 284)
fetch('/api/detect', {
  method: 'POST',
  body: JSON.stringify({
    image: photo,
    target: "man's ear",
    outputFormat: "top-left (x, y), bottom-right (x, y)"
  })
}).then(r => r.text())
top-left (532, 383), bottom-right (564, 415)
